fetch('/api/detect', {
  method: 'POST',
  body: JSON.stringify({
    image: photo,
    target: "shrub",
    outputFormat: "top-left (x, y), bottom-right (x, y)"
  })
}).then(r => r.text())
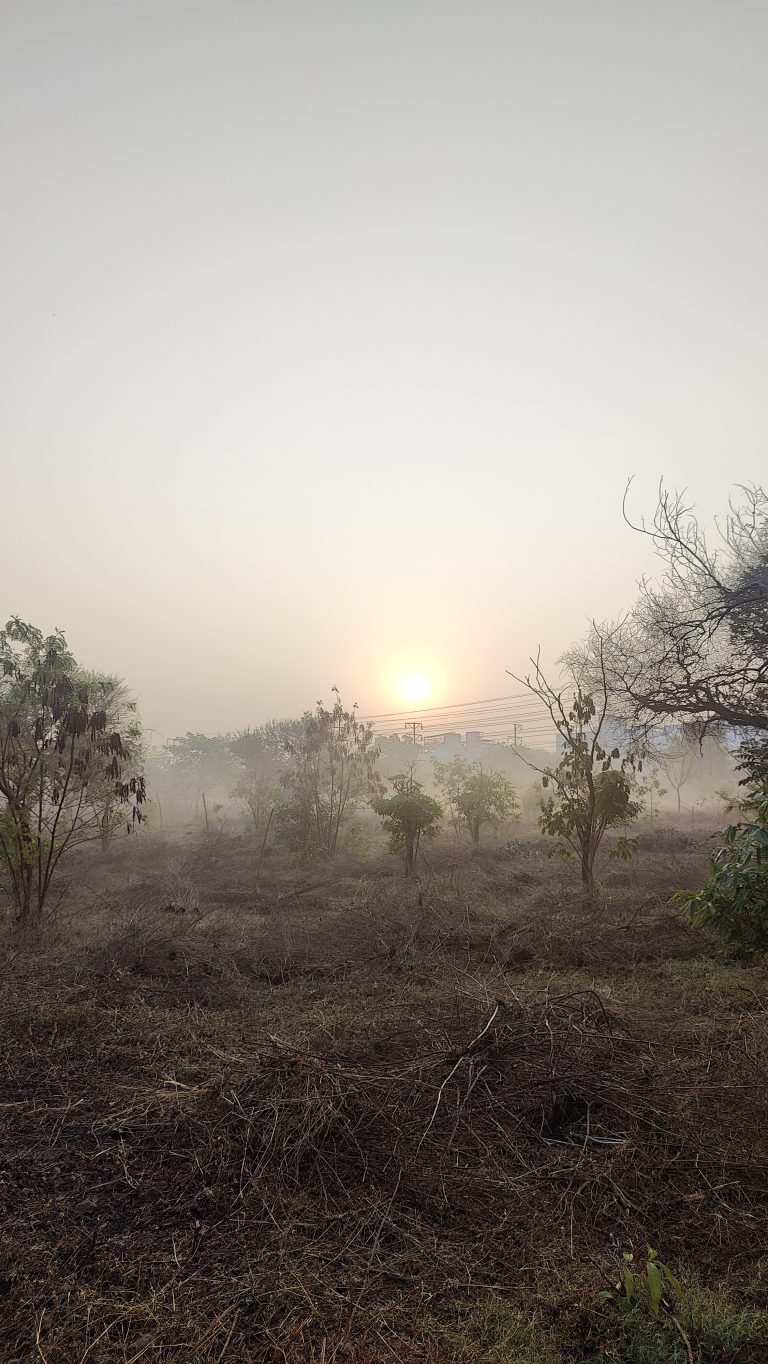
top-left (675, 789), bottom-right (768, 952)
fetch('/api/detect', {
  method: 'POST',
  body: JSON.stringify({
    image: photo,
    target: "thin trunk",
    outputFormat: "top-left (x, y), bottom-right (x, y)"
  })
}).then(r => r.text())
top-left (202, 791), bottom-right (209, 834)
top-left (255, 807), bottom-right (274, 883)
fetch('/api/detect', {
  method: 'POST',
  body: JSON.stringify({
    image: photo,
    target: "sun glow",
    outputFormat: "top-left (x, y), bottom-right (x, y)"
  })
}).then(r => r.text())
top-left (397, 671), bottom-right (431, 704)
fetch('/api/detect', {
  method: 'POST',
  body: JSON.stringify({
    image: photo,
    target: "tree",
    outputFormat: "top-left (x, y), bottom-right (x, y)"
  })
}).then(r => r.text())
top-left (434, 757), bottom-right (519, 847)
top-left (509, 649), bottom-right (642, 892)
top-left (0, 618), bottom-right (145, 921)
top-left (278, 690), bottom-right (382, 864)
top-left (156, 733), bottom-right (244, 825)
top-left (431, 755), bottom-right (468, 842)
top-left (570, 483), bottom-right (768, 777)
top-left (655, 734), bottom-right (695, 814)
top-left (231, 769), bottom-right (282, 868)
top-left (82, 674), bottom-right (146, 849)
top-left (373, 770), bottom-right (442, 876)
top-left (675, 790), bottom-right (768, 953)
top-left (227, 719), bottom-right (305, 779)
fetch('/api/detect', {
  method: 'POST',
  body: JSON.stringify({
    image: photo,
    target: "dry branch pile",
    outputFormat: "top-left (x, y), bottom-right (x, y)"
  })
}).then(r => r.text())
top-left (1, 971), bottom-right (766, 1362)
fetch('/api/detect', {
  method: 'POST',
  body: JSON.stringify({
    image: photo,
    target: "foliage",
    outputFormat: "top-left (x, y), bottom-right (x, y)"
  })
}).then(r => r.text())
top-left (637, 772), bottom-right (667, 822)
top-left (600, 1249), bottom-right (684, 1320)
top-left (539, 735), bottom-right (642, 888)
top-left (278, 689), bottom-right (381, 864)
top-left (231, 771), bottom-right (282, 834)
top-left (592, 1254), bottom-right (766, 1363)
top-left (0, 617), bottom-right (144, 919)
top-left (372, 769), bottom-right (442, 875)
top-left (155, 733), bottom-right (244, 823)
top-left (429, 1267), bottom-right (766, 1364)
top-left (675, 789), bottom-right (768, 952)
top-left (510, 643), bottom-right (645, 889)
top-left (434, 757), bottom-right (518, 845)
top-left (227, 718), bottom-right (305, 778)
top-left (737, 733), bottom-right (768, 788)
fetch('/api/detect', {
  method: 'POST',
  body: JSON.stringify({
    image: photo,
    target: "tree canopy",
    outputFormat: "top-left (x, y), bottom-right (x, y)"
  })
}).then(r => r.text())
top-left (0, 618), bottom-right (145, 919)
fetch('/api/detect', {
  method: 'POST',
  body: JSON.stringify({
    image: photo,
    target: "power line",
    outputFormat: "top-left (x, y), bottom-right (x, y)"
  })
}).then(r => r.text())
top-left (360, 691), bottom-right (535, 721)
top-left (367, 705), bottom-right (553, 732)
top-left (366, 706), bottom-right (552, 730)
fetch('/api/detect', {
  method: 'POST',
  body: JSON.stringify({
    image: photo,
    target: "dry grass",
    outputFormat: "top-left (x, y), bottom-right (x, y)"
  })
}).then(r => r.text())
top-left (0, 831), bottom-right (766, 1362)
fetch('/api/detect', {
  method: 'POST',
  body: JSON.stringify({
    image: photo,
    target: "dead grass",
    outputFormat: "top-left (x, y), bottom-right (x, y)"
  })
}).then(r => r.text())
top-left (0, 833), bottom-right (766, 1362)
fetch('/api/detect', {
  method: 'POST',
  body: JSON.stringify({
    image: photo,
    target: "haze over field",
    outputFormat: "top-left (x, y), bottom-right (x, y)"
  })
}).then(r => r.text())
top-left (2, 1), bottom-right (767, 734)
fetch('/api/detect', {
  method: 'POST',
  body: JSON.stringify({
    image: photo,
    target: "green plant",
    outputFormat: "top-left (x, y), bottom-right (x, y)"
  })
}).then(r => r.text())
top-left (601, 1249), bottom-right (684, 1320)
top-left (536, 691), bottom-right (642, 891)
top-left (157, 732), bottom-right (244, 823)
top-left (0, 618), bottom-right (145, 921)
top-left (433, 758), bottom-right (519, 847)
top-left (639, 773), bottom-right (668, 822)
top-left (278, 689), bottom-right (381, 864)
top-left (372, 769), bottom-right (442, 876)
top-left (592, 1259), bottom-right (767, 1364)
top-left (232, 771), bottom-right (282, 836)
top-left (675, 788), bottom-right (768, 952)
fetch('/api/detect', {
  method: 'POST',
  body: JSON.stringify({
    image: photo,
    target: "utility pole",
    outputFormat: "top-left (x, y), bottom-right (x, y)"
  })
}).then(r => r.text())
top-left (513, 724), bottom-right (523, 747)
top-left (404, 721), bottom-right (423, 746)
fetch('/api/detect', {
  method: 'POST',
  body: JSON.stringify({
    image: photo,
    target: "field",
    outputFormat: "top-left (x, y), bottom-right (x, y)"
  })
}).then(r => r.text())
top-left (1, 826), bottom-right (767, 1363)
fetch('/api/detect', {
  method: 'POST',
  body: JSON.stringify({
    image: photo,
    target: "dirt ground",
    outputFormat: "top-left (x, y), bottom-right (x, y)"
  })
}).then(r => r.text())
top-left (1, 826), bottom-right (766, 1362)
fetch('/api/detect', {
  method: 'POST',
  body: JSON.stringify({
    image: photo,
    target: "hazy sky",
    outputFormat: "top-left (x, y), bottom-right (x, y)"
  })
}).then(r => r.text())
top-left (2, 1), bottom-right (767, 738)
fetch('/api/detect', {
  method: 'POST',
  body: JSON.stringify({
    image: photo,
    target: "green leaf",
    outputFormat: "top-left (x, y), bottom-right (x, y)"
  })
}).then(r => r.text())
top-left (646, 1261), bottom-right (663, 1317)
top-left (660, 1263), bottom-right (684, 1299)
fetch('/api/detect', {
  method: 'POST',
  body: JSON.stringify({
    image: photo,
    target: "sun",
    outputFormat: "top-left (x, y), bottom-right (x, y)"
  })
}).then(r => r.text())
top-left (398, 671), bottom-right (430, 704)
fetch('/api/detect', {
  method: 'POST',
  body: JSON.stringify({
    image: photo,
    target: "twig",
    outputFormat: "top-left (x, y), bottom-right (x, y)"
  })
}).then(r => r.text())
top-left (417, 1001), bottom-right (500, 1150)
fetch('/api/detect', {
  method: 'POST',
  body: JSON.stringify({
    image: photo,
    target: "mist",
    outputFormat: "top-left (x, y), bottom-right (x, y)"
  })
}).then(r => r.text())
top-left (2, 5), bottom-right (768, 1360)
top-left (3, 2), bottom-right (768, 737)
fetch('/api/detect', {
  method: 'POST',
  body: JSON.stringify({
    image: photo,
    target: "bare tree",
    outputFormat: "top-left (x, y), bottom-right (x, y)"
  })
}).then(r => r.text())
top-left (569, 482), bottom-right (768, 778)
top-left (655, 735), bottom-right (695, 814)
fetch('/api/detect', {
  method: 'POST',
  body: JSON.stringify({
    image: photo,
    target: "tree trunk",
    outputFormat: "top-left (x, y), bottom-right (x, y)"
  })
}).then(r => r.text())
top-left (15, 809), bottom-right (37, 922)
top-left (580, 828), bottom-right (595, 893)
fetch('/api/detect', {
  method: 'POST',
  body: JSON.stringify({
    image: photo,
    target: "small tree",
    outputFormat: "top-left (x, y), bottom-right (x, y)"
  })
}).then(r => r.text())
top-left (228, 719), bottom-right (305, 779)
top-left (373, 771), bottom-right (442, 876)
top-left (279, 689), bottom-right (381, 864)
top-left (656, 737), bottom-right (695, 815)
top-left (640, 772), bottom-right (668, 822)
top-left (0, 618), bottom-right (145, 921)
top-left (84, 674), bottom-right (146, 850)
top-left (675, 790), bottom-right (768, 952)
top-left (431, 755), bottom-right (468, 843)
top-left (509, 649), bottom-right (642, 892)
top-left (232, 771), bottom-right (282, 835)
top-left (158, 733), bottom-right (243, 825)
top-left (434, 757), bottom-right (518, 847)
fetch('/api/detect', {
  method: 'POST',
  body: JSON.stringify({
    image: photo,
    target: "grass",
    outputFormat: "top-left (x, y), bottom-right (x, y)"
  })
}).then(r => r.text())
top-left (423, 1271), bottom-right (768, 1363)
top-left (0, 827), bottom-right (766, 1361)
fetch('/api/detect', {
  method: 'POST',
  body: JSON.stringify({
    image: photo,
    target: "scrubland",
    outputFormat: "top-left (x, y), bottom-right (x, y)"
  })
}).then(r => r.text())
top-left (1, 825), bottom-right (766, 1363)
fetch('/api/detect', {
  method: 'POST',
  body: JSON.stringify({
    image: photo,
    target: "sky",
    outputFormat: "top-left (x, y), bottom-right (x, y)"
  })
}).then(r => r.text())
top-left (1, 1), bottom-right (767, 740)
